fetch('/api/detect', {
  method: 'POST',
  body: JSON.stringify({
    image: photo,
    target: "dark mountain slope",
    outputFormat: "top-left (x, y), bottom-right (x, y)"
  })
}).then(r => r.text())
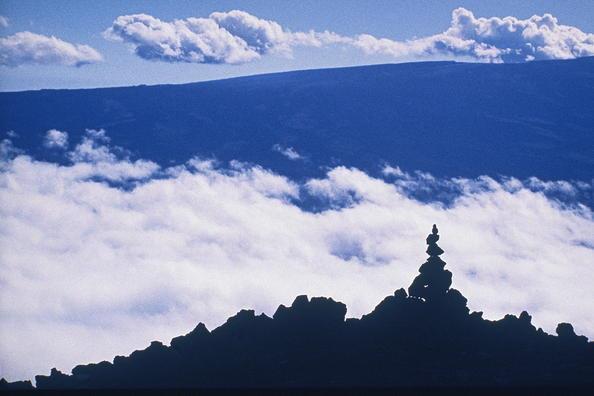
top-left (3, 226), bottom-right (591, 390)
top-left (1, 58), bottom-right (593, 181)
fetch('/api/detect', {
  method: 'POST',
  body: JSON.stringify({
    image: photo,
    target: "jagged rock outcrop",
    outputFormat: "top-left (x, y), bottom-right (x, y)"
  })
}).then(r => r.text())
top-left (3, 225), bottom-right (593, 390)
top-left (0, 378), bottom-right (34, 390)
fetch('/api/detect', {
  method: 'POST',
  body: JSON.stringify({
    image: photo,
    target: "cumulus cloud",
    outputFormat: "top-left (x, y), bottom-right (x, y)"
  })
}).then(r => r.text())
top-left (0, 16), bottom-right (9, 28)
top-left (1, 135), bottom-right (593, 382)
top-left (103, 11), bottom-right (342, 64)
top-left (0, 31), bottom-right (103, 67)
top-left (353, 8), bottom-right (594, 62)
top-left (43, 129), bottom-right (69, 149)
top-left (272, 144), bottom-right (303, 161)
top-left (104, 8), bottom-right (594, 64)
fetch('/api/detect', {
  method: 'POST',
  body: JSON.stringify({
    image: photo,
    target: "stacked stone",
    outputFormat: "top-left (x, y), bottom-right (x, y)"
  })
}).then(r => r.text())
top-left (408, 224), bottom-right (452, 301)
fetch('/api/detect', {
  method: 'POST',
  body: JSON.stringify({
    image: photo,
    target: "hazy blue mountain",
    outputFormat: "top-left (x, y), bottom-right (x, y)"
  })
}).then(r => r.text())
top-left (1, 58), bottom-right (593, 182)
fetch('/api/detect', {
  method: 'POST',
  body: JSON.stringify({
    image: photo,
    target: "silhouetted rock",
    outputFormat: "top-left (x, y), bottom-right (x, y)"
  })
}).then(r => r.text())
top-left (0, 377), bottom-right (34, 390)
top-left (170, 322), bottom-right (210, 351)
top-left (273, 295), bottom-right (347, 329)
top-left (557, 322), bottom-right (589, 344)
top-left (19, 225), bottom-right (594, 389)
top-left (408, 224), bottom-right (453, 301)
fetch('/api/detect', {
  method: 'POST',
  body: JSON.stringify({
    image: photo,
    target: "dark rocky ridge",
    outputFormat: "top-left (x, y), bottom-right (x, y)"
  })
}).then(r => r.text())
top-left (2, 225), bottom-right (593, 390)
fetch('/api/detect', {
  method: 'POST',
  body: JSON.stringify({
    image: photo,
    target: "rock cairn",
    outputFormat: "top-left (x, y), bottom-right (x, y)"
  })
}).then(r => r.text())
top-left (408, 224), bottom-right (453, 301)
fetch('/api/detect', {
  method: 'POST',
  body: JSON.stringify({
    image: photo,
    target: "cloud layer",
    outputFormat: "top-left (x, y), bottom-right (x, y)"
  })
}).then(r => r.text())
top-left (1, 131), bottom-right (593, 381)
top-left (105, 8), bottom-right (594, 64)
top-left (0, 31), bottom-right (103, 67)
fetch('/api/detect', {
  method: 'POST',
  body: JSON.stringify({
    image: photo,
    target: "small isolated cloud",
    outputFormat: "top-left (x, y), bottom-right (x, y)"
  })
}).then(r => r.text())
top-left (0, 31), bottom-right (103, 67)
top-left (105, 8), bottom-right (594, 64)
top-left (272, 144), bottom-right (303, 161)
top-left (44, 129), bottom-right (69, 149)
top-left (0, 16), bottom-right (9, 28)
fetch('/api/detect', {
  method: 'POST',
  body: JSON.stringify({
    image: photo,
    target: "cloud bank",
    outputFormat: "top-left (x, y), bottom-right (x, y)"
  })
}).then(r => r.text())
top-left (0, 131), bottom-right (593, 382)
top-left (105, 8), bottom-right (594, 64)
top-left (0, 31), bottom-right (103, 67)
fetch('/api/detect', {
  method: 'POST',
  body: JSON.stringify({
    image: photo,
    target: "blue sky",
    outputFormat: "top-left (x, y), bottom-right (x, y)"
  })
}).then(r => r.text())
top-left (1, 0), bottom-right (594, 91)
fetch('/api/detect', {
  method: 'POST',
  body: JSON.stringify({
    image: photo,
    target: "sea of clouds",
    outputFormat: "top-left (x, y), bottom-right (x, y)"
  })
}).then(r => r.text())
top-left (0, 129), bottom-right (593, 381)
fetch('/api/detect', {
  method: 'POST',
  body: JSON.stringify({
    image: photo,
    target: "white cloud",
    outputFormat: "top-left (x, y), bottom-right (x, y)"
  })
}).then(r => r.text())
top-left (354, 8), bottom-right (594, 62)
top-left (62, 129), bottom-right (159, 181)
top-left (103, 13), bottom-right (258, 64)
top-left (0, 16), bottom-right (9, 28)
top-left (0, 138), bottom-right (593, 382)
top-left (103, 11), bottom-right (346, 64)
top-left (68, 129), bottom-right (114, 163)
top-left (450, 8), bottom-right (594, 61)
top-left (381, 165), bottom-right (592, 205)
top-left (104, 8), bottom-right (594, 64)
top-left (0, 138), bottom-right (22, 159)
top-left (0, 31), bottom-right (103, 67)
top-left (272, 144), bottom-right (303, 161)
top-left (43, 129), bottom-right (69, 149)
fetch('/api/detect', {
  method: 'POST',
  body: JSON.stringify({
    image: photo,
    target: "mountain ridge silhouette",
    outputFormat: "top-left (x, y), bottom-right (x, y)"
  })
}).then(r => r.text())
top-left (2, 225), bottom-right (593, 390)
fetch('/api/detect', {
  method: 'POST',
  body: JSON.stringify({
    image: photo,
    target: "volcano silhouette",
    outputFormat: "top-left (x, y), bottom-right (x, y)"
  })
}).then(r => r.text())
top-left (2, 225), bottom-right (593, 390)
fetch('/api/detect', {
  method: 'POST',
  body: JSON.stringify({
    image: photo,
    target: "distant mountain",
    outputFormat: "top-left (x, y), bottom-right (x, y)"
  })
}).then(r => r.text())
top-left (1, 58), bottom-right (593, 182)
top-left (4, 226), bottom-right (592, 390)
